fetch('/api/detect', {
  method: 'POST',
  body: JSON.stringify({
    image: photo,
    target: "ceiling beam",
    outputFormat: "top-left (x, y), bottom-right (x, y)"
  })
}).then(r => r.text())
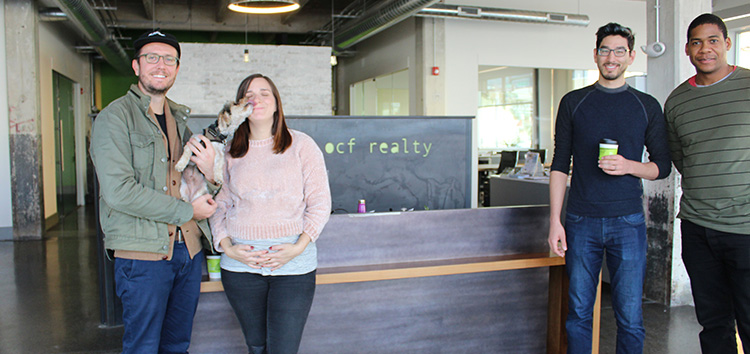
top-left (111, 2), bottom-right (330, 34)
top-left (281, 0), bottom-right (312, 24)
top-left (141, 0), bottom-right (154, 20)
top-left (217, 0), bottom-right (232, 22)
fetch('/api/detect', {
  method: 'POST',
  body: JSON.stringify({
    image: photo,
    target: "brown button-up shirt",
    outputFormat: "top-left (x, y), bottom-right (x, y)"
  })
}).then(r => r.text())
top-left (115, 102), bottom-right (202, 261)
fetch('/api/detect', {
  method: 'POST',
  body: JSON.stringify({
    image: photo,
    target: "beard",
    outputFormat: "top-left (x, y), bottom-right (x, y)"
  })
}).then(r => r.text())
top-left (138, 71), bottom-right (174, 96)
top-left (601, 71), bottom-right (624, 81)
top-left (140, 82), bottom-right (169, 96)
top-left (598, 63), bottom-right (626, 82)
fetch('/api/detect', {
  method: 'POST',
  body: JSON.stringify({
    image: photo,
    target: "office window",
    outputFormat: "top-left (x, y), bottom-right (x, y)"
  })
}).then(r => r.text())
top-left (572, 70), bottom-right (599, 89)
top-left (477, 66), bottom-right (535, 149)
top-left (738, 31), bottom-right (750, 69)
top-left (350, 69), bottom-right (409, 116)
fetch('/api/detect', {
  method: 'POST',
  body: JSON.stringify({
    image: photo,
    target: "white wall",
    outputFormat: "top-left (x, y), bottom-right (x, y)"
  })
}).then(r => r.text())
top-left (38, 21), bottom-right (93, 219)
top-left (0, 3), bottom-right (12, 238)
top-left (170, 43), bottom-right (331, 116)
top-left (336, 18), bottom-right (418, 115)
top-left (444, 0), bottom-right (648, 116)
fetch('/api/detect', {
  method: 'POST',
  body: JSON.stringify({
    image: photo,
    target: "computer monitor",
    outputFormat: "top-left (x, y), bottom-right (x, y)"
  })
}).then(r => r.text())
top-left (528, 149), bottom-right (546, 164)
top-left (497, 151), bottom-right (518, 174)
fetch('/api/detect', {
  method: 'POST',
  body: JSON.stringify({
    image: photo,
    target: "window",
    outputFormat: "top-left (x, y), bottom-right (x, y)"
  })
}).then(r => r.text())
top-left (350, 69), bottom-right (409, 116)
top-left (572, 70), bottom-right (599, 89)
top-left (738, 31), bottom-right (750, 69)
top-left (477, 66), bottom-right (535, 149)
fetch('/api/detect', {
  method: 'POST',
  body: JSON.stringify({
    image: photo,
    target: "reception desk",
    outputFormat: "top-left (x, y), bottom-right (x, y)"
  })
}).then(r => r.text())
top-left (192, 207), bottom-right (595, 353)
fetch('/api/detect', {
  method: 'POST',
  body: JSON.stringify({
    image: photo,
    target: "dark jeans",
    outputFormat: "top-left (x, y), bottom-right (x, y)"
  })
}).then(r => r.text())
top-left (682, 220), bottom-right (750, 354)
top-left (114, 243), bottom-right (203, 354)
top-left (564, 212), bottom-right (647, 354)
top-left (221, 269), bottom-right (316, 354)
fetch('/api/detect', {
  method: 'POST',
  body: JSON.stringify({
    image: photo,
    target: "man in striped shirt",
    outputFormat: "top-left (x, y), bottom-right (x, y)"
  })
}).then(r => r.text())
top-left (664, 13), bottom-right (750, 354)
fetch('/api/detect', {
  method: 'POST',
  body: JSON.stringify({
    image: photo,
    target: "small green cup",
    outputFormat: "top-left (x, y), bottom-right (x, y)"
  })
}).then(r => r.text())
top-left (206, 255), bottom-right (221, 279)
top-left (599, 138), bottom-right (619, 160)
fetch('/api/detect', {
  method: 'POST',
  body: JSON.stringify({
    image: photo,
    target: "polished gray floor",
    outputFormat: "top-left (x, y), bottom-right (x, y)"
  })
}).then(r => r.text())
top-left (0, 206), bottom-right (709, 353)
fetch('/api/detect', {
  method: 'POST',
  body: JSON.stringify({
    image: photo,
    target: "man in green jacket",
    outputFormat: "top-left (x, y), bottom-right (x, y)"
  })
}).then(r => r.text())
top-left (90, 30), bottom-right (218, 354)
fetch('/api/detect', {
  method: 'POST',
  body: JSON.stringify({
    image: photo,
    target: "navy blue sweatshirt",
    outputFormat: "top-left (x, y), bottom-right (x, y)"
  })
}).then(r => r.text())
top-left (550, 83), bottom-right (671, 218)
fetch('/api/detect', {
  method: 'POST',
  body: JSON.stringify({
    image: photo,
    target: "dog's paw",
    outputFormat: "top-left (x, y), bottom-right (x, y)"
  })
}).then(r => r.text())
top-left (175, 149), bottom-right (193, 172)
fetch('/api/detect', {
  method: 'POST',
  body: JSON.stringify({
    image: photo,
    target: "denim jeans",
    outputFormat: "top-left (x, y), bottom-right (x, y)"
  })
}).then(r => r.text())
top-left (221, 269), bottom-right (316, 354)
top-left (114, 243), bottom-right (203, 354)
top-left (564, 212), bottom-right (647, 354)
top-left (682, 220), bottom-right (750, 354)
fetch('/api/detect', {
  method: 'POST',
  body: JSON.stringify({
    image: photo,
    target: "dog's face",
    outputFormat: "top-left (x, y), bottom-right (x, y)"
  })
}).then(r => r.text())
top-left (217, 98), bottom-right (253, 137)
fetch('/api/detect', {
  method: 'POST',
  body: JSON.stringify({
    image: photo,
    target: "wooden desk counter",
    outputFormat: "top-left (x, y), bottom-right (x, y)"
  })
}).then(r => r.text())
top-left (194, 207), bottom-right (599, 354)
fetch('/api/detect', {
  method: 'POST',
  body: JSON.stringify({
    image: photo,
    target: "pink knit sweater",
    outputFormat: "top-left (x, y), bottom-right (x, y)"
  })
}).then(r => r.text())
top-left (210, 130), bottom-right (331, 252)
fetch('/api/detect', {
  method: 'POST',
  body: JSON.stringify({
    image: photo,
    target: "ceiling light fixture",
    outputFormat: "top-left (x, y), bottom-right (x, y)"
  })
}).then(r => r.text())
top-left (228, 0), bottom-right (300, 15)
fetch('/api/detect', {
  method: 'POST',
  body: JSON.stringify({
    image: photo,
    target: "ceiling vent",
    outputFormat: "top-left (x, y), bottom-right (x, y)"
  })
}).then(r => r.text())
top-left (417, 4), bottom-right (589, 27)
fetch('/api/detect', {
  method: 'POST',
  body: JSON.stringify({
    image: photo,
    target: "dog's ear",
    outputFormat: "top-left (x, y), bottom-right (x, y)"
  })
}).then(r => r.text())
top-left (219, 101), bottom-right (232, 116)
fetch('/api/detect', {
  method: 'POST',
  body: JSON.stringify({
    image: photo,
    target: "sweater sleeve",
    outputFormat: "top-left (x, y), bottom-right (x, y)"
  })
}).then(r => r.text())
top-left (664, 95), bottom-right (684, 173)
top-left (643, 97), bottom-right (672, 180)
top-left (209, 154), bottom-right (233, 252)
top-left (298, 136), bottom-right (332, 242)
top-left (550, 93), bottom-right (574, 175)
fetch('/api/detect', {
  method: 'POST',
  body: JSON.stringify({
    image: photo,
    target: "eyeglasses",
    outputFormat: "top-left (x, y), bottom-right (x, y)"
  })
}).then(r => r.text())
top-left (597, 47), bottom-right (629, 57)
top-left (138, 53), bottom-right (179, 66)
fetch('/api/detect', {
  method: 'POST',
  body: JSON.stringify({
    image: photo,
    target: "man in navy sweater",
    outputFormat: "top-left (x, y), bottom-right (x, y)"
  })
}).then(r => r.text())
top-left (548, 23), bottom-right (671, 353)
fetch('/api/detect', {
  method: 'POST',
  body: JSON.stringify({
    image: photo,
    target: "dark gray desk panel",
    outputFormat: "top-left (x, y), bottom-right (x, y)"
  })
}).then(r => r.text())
top-left (318, 207), bottom-right (550, 268)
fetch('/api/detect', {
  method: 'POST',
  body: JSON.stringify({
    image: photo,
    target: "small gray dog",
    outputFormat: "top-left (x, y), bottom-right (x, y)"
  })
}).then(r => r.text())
top-left (175, 98), bottom-right (252, 201)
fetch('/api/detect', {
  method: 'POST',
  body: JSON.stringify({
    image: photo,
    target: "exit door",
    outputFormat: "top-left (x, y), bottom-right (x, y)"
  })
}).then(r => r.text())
top-left (53, 72), bottom-right (77, 218)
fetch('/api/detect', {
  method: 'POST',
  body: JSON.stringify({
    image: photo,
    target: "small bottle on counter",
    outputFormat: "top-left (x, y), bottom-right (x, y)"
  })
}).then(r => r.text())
top-left (357, 199), bottom-right (366, 213)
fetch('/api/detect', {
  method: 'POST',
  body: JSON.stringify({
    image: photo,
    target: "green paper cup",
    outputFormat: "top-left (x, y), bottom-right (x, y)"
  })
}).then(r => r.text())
top-left (206, 255), bottom-right (221, 280)
top-left (599, 139), bottom-right (618, 160)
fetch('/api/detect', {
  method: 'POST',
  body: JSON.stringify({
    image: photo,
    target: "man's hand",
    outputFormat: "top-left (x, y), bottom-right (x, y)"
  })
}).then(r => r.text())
top-left (548, 220), bottom-right (567, 257)
top-left (191, 194), bottom-right (217, 220)
top-left (187, 135), bottom-right (216, 183)
top-left (599, 155), bottom-right (660, 180)
top-left (599, 154), bottom-right (631, 176)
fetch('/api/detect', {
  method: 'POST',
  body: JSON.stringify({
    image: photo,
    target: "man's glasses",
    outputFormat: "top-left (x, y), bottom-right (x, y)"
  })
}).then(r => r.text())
top-left (597, 47), bottom-right (629, 57)
top-left (138, 53), bottom-right (179, 66)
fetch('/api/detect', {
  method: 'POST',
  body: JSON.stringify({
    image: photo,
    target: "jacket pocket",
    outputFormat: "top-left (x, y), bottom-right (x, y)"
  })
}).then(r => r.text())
top-left (130, 132), bottom-right (156, 171)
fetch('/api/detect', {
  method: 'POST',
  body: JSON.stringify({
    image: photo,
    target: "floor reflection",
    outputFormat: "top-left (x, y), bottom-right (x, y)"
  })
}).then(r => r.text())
top-left (0, 207), bottom-right (121, 354)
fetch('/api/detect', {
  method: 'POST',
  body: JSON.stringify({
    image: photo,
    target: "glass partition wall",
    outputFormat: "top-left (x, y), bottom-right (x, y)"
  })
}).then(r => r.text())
top-left (350, 69), bottom-right (409, 116)
top-left (477, 66), bottom-right (643, 166)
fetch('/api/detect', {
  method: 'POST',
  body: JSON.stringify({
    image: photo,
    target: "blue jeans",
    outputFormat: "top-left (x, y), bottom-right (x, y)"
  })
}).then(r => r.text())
top-left (114, 243), bottom-right (203, 354)
top-left (682, 220), bottom-right (750, 354)
top-left (221, 269), bottom-right (316, 354)
top-left (564, 212), bottom-right (647, 354)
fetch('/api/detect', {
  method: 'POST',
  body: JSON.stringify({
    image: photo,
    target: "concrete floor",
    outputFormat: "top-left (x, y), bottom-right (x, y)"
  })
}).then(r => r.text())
top-left (0, 206), bottom-right (718, 353)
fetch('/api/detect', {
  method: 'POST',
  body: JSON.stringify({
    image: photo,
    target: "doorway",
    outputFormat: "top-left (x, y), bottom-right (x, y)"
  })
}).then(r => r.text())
top-left (53, 71), bottom-right (77, 219)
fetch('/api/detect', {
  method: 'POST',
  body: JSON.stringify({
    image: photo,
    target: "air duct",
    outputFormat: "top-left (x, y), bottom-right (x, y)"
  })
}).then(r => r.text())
top-left (333, 0), bottom-right (439, 50)
top-left (39, 8), bottom-right (69, 22)
top-left (51, 0), bottom-right (132, 74)
top-left (416, 4), bottom-right (589, 27)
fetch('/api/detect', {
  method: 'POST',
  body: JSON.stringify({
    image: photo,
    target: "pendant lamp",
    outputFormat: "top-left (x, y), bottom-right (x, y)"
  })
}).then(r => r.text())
top-left (228, 0), bottom-right (300, 14)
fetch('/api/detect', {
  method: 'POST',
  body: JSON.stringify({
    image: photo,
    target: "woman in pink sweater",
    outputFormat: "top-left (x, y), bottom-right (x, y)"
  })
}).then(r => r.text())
top-left (209, 74), bottom-right (331, 354)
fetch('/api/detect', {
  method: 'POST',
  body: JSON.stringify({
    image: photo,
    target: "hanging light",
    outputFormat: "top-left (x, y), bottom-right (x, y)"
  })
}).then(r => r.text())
top-left (244, 49), bottom-right (250, 62)
top-left (228, 0), bottom-right (300, 14)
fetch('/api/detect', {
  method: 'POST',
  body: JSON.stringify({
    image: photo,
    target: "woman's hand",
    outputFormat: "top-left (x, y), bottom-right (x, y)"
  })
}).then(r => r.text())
top-left (264, 234), bottom-right (312, 271)
top-left (220, 238), bottom-right (269, 269)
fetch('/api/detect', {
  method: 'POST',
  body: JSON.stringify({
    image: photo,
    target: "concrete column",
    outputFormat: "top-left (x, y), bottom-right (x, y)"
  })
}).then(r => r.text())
top-left (642, 0), bottom-right (711, 306)
top-left (5, 0), bottom-right (43, 239)
top-left (417, 17), bottom-right (445, 116)
top-left (0, 0), bottom-right (12, 240)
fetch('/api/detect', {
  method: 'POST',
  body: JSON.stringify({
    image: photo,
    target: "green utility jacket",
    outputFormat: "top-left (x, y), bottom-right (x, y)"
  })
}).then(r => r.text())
top-left (90, 84), bottom-right (217, 254)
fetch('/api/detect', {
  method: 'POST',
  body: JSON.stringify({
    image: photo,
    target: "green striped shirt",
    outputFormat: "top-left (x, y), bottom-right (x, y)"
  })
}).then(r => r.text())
top-left (664, 67), bottom-right (750, 234)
